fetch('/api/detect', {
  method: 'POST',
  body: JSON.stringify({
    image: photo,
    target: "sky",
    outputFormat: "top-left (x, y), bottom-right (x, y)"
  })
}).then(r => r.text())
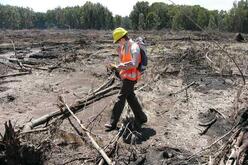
top-left (0, 0), bottom-right (236, 16)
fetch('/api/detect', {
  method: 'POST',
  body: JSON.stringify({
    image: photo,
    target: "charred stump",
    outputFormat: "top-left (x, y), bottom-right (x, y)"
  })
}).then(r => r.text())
top-left (0, 121), bottom-right (44, 165)
top-left (235, 33), bottom-right (244, 42)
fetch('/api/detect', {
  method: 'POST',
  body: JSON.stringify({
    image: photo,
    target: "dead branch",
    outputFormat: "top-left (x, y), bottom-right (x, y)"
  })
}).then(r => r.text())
top-left (208, 108), bottom-right (248, 165)
top-left (93, 76), bottom-right (115, 94)
top-left (86, 103), bottom-right (110, 129)
top-left (22, 64), bottom-right (49, 71)
top-left (76, 83), bottom-right (120, 105)
top-left (208, 127), bottom-right (245, 165)
top-left (10, 39), bottom-right (17, 57)
top-left (19, 128), bottom-right (48, 135)
top-left (0, 60), bottom-right (21, 70)
top-left (185, 126), bottom-right (238, 163)
top-left (169, 81), bottom-right (196, 96)
top-left (48, 64), bottom-right (76, 72)
top-left (0, 72), bottom-right (31, 79)
top-left (58, 96), bottom-right (91, 134)
top-left (8, 58), bottom-right (42, 65)
top-left (0, 80), bottom-right (22, 85)
top-left (77, 76), bottom-right (115, 99)
top-left (223, 128), bottom-right (248, 165)
top-left (59, 96), bottom-right (113, 165)
top-left (177, 52), bottom-right (189, 63)
top-left (205, 51), bottom-right (222, 72)
top-left (210, 108), bottom-right (227, 119)
top-left (165, 36), bottom-right (211, 41)
top-left (233, 85), bottom-right (245, 119)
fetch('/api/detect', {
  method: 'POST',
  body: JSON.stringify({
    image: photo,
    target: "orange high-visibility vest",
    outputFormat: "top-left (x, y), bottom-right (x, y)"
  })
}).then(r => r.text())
top-left (119, 42), bottom-right (141, 81)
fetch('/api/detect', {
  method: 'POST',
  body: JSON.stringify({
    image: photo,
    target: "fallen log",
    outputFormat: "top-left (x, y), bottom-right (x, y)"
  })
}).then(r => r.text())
top-left (0, 72), bottom-right (31, 79)
top-left (93, 76), bottom-right (115, 94)
top-left (0, 60), bottom-right (21, 70)
top-left (19, 128), bottom-right (48, 135)
top-left (22, 64), bottom-right (49, 71)
top-left (29, 52), bottom-right (58, 59)
top-left (0, 55), bottom-right (46, 66)
top-left (8, 58), bottom-right (43, 65)
top-left (0, 80), bottom-right (21, 85)
top-left (165, 36), bottom-right (214, 41)
top-left (23, 82), bottom-right (120, 131)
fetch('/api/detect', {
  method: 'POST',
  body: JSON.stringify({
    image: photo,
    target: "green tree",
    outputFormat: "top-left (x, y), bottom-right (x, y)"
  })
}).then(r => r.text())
top-left (149, 2), bottom-right (170, 29)
top-left (226, 0), bottom-right (248, 33)
top-left (34, 12), bottom-right (46, 28)
top-left (172, 6), bottom-right (197, 30)
top-left (216, 10), bottom-right (228, 31)
top-left (138, 13), bottom-right (145, 30)
top-left (208, 14), bottom-right (218, 30)
top-left (114, 15), bottom-right (122, 27)
top-left (80, 2), bottom-right (113, 29)
top-left (129, 1), bottom-right (149, 29)
top-left (195, 6), bottom-right (209, 29)
top-left (121, 16), bottom-right (131, 29)
top-left (146, 12), bottom-right (159, 29)
top-left (1, 0), bottom-right (248, 33)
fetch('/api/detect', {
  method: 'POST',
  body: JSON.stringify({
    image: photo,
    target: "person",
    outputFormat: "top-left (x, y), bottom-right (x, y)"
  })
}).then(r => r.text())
top-left (105, 27), bottom-right (147, 131)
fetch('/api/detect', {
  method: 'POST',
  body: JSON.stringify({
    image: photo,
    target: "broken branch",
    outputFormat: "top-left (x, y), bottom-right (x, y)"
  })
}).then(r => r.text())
top-left (169, 81), bottom-right (196, 96)
top-left (60, 96), bottom-right (113, 165)
top-left (0, 72), bottom-right (31, 79)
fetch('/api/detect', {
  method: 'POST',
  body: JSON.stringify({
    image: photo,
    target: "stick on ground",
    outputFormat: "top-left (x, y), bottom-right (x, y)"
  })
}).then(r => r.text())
top-left (59, 96), bottom-right (114, 165)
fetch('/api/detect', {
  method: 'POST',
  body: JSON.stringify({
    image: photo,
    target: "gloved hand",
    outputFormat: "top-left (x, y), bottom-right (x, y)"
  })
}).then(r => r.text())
top-left (106, 63), bottom-right (117, 70)
top-left (106, 63), bottom-right (120, 78)
top-left (110, 63), bottom-right (117, 69)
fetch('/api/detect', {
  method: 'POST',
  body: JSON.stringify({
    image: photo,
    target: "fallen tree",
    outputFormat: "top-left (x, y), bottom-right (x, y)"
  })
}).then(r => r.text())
top-left (23, 76), bottom-right (120, 131)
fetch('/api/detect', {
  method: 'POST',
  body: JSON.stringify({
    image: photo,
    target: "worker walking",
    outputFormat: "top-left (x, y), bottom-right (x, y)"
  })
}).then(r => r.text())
top-left (105, 27), bottom-right (147, 131)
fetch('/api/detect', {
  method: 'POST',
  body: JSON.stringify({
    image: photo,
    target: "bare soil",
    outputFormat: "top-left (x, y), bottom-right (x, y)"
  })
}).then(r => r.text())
top-left (0, 29), bottom-right (248, 165)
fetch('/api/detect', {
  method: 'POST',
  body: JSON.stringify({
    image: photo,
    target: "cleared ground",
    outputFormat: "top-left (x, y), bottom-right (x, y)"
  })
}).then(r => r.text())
top-left (0, 29), bottom-right (248, 164)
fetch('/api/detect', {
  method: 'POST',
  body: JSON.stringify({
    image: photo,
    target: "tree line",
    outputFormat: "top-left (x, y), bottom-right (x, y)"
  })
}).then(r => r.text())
top-left (0, 0), bottom-right (248, 33)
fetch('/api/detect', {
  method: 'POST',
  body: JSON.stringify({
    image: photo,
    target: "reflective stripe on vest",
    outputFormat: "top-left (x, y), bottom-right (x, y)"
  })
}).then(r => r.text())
top-left (119, 42), bottom-right (141, 81)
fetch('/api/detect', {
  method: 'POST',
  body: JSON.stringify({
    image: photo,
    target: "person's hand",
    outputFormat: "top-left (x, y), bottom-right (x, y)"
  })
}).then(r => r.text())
top-left (106, 63), bottom-right (117, 69)
top-left (110, 63), bottom-right (117, 69)
top-left (106, 63), bottom-right (120, 78)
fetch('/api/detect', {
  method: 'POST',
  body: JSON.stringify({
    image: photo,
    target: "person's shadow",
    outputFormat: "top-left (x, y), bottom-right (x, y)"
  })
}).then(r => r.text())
top-left (136, 127), bottom-right (156, 144)
top-left (121, 117), bottom-right (156, 144)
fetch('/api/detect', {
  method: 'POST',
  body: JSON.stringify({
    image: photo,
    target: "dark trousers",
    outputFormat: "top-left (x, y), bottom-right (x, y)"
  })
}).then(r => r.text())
top-left (110, 79), bottom-right (147, 126)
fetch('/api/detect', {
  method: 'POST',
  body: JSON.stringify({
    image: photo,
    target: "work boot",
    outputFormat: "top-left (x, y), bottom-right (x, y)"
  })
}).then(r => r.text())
top-left (133, 117), bottom-right (147, 131)
top-left (140, 117), bottom-right (147, 124)
top-left (136, 115), bottom-right (147, 125)
top-left (134, 120), bottom-right (142, 130)
top-left (104, 123), bottom-right (116, 132)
